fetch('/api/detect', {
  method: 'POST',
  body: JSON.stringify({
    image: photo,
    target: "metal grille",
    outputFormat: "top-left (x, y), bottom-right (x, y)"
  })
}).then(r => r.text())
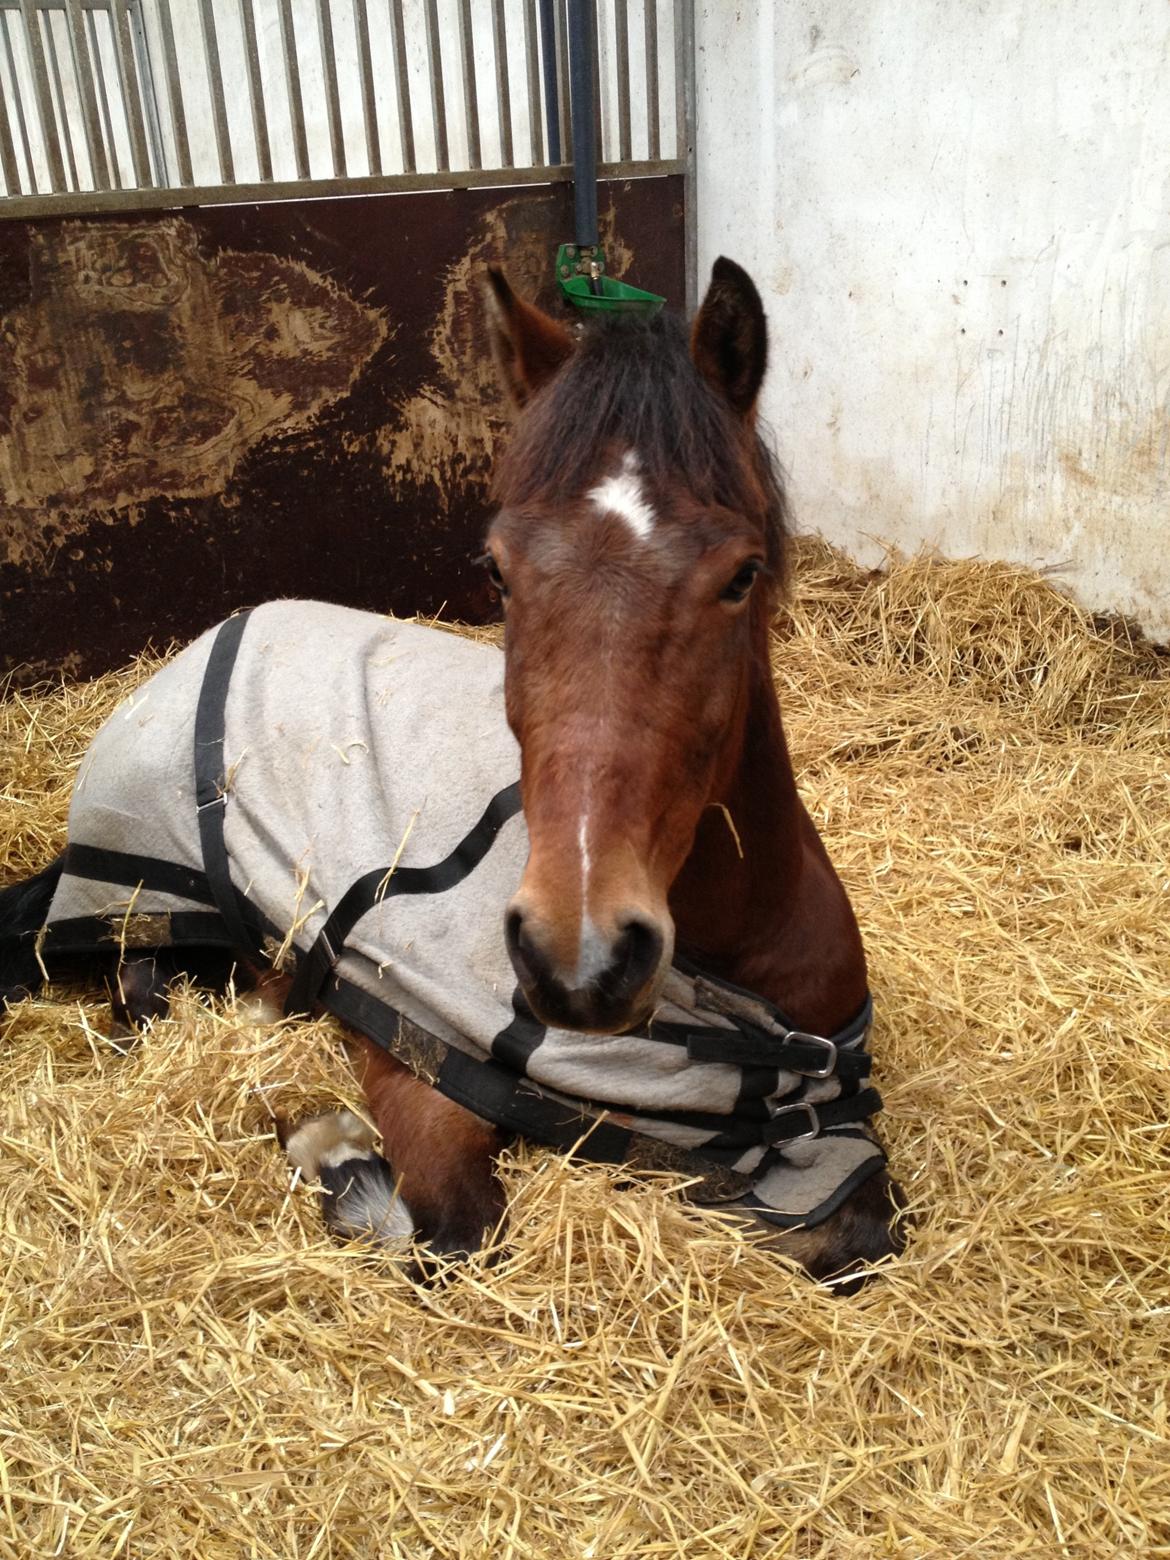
top-left (0, 0), bottom-right (692, 216)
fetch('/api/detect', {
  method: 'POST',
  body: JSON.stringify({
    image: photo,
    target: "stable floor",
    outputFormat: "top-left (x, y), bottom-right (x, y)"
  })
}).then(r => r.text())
top-left (2, 542), bottom-right (1167, 1557)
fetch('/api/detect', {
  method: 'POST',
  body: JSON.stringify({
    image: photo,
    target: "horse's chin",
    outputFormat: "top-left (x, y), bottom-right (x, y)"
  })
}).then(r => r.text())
top-left (519, 982), bottom-right (658, 1035)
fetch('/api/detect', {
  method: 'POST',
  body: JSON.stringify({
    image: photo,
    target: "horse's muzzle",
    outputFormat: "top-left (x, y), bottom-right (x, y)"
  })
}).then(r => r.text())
top-left (505, 908), bottom-right (666, 1032)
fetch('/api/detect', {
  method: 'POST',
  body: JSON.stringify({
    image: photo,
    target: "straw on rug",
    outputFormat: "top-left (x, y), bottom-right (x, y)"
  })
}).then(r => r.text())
top-left (1, 541), bottom-right (1167, 1558)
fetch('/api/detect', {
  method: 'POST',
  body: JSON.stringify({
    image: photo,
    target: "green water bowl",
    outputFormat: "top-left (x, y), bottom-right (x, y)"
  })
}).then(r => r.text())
top-left (558, 272), bottom-right (665, 315)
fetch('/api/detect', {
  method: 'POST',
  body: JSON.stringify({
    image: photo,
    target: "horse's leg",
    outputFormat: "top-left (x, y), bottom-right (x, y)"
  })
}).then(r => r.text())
top-left (282, 1046), bottom-right (505, 1263)
top-left (352, 1035), bottom-right (507, 1260)
top-left (107, 952), bottom-right (177, 1039)
top-left (280, 1108), bottom-right (414, 1248)
top-left (106, 948), bottom-right (248, 1039)
top-left (732, 1164), bottom-right (907, 1295)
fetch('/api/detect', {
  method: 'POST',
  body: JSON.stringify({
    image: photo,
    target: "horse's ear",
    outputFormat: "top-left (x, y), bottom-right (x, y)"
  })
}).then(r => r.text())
top-left (485, 269), bottom-right (575, 408)
top-left (691, 257), bottom-right (768, 418)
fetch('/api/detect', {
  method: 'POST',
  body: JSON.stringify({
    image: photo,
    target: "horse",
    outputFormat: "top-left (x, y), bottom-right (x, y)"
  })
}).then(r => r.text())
top-left (0, 258), bottom-right (904, 1289)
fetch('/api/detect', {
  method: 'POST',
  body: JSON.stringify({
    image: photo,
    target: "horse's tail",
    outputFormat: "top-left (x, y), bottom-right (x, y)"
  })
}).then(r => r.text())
top-left (0, 856), bottom-right (64, 1007)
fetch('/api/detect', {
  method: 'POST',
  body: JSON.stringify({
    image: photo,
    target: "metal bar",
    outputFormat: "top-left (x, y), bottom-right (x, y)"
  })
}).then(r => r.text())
top-left (490, 0), bottom-right (511, 168)
top-left (315, 0), bottom-right (344, 178)
top-left (276, 0), bottom-right (309, 179)
top-left (109, 0), bottom-right (151, 185)
top-left (643, 0), bottom-right (658, 159)
top-left (673, 0), bottom-right (685, 157)
top-left (64, 0), bottom-right (107, 190)
top-left (456, 0), bottom-right (479, 170)
top-left (3, 15), bottom-right (37, 191)
top-left (676, 0), bottom-right (695, 309)
top-left (521, 0), bottom-right (541, 164)
top-left (354, 0), bottom-right (383, 175)
top-left (537, 0), bottom-right (558, 164)
top-left (553, 0), bottom-right (570, 162)
top-left (19, 0), bottom-right (66, 190)
top-left (422, 0), bottom-right (447, 173)
top-left (566, 0), bottom-right (596, 246)
top-left (0, 156), bottom-right (687, 219)
top-left (197, 0), bottom-right (232, 183)
top-left (385, 0), bottom-right (411, 175)
top-left (1, 18), bottom-right (34, 195)
top-left (42, 11), bottom-right (78, 188)
top-left (0, 24), bottom-right (22, 192)
top-left (85, 8), bottom-right (120, 188)
top-left (238, 0), bottom-right (272, 182)
top-left (614, 0), bottom-right (630, 162)
top-left (154, 0), bottom-right (190, 185)
top-left (129, 0), bottom-right (168, 185)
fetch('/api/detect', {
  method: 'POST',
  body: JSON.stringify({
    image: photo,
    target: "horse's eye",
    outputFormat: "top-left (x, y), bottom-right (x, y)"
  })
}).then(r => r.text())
top-left (722, 560), bottom-right (762, 603)
top-left (477, 551), bottom-right (508, 598)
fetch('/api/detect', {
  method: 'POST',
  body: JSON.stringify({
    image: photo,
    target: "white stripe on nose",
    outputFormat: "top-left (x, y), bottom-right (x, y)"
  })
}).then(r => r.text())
top-left (575, 810), bottom-right (610, 984)
top-left (575, 914), bottom-right (613, 986)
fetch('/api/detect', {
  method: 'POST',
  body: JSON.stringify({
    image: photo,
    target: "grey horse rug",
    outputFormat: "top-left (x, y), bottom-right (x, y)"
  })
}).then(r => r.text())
top-left (42, 601), bottom-right (885, 1228)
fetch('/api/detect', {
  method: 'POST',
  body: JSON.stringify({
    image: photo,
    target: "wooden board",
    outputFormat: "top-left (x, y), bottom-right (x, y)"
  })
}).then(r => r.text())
top-left (0, 177), bottom-right (685, 681)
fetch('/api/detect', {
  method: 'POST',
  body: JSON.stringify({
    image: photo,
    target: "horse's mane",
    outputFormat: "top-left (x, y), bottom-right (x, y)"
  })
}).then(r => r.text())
top-left (492, 311), bottom-right (790, 582)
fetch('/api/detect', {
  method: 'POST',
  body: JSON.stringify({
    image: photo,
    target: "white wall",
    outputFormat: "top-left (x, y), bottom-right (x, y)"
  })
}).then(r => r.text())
top-left (695, 1), bottom-right (1170, 637)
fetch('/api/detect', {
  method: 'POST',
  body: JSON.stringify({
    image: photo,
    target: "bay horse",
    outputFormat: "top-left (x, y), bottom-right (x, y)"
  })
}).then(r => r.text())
top-left (0, 259), bottom-right (903, 1288)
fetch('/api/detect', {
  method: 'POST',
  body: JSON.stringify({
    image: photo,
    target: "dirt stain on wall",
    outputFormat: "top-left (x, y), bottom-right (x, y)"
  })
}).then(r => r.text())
top-left (0, 218), bottom-right (387, 567)
top-left (374, 195), bottom-right (637, 506)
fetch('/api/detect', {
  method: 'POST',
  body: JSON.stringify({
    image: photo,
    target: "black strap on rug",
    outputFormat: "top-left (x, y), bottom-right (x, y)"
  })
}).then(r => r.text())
top-left (663, 1015), bottom-right (873, 1084)
top-left (282, 781), bottom-right (524, 1016)
top-left (323, 973), bottom-right (883, 1210)
top-left (193, 610), bottom-right (257, 962)
top-left (60, 843), bottom-right (217, 909)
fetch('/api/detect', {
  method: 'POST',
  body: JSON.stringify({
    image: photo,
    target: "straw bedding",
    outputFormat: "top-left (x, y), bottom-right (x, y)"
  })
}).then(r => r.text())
top-left (1, 543), bottom-right (1167, 1558)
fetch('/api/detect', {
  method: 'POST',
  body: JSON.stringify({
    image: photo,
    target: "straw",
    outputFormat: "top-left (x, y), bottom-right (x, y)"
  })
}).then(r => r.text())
top-left (1, 542), bottom-right (1167, 1557)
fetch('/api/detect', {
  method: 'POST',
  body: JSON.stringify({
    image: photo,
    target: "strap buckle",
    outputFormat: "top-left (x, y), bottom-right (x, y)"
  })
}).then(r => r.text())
top-left (765, 1101), bottom-right (820, 1143)
top-left (788, 1031), bottom-right (838, 1079)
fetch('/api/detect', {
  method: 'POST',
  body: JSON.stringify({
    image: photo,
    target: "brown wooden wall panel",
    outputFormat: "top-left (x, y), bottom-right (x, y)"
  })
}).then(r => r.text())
top-left (0, 177), bottom-right (685, 683)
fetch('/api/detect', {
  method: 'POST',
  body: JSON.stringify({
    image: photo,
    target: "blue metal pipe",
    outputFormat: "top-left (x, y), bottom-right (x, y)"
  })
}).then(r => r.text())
top-left (566, 0), bottom-right (598, 250)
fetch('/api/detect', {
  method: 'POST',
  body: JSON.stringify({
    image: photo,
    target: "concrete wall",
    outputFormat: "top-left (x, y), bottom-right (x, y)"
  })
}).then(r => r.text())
top-left (695, 1), bottom-right (1170, 637)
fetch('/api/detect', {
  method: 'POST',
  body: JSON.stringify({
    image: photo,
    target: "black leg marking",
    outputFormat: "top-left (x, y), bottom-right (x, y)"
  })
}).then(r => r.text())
top-left (282, 1109), bottom-right (415, 1249)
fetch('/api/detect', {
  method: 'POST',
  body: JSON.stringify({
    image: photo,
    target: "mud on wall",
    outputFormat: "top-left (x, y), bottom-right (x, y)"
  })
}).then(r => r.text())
top-left (0, 179), bottom-right (684, 680)
top-left (695, 0), bottom-right (1169, 639)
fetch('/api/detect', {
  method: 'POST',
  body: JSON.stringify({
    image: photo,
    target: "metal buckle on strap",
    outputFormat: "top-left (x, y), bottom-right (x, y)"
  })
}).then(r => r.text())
top-left (788, 1031), bottom-right (838, 1079)
top-left (196, 790), bottom-right (227, 813)
top-left (766, 1101), bottom-right (820, 1143)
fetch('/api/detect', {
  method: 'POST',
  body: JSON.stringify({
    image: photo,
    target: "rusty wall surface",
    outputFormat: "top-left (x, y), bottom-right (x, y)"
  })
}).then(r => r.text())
top-left (0, 178), bottom-right (685, 682)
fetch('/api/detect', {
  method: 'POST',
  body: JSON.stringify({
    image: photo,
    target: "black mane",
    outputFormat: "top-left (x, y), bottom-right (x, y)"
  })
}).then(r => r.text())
top-left (492, 310), bottom-right (790, 580)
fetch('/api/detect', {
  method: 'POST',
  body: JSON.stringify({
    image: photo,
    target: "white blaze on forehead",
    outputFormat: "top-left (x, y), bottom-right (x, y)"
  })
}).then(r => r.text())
top-left (587, 448), bottom-right (656, 541)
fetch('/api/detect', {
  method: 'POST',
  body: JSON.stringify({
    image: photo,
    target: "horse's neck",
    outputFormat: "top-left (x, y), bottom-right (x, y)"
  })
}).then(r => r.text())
top-left (669, 654), bottom-right (868, 1035)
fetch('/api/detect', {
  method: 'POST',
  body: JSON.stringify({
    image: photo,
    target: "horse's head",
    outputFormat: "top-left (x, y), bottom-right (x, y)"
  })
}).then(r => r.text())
top-left (484, 259), bottom-right (787, 1032)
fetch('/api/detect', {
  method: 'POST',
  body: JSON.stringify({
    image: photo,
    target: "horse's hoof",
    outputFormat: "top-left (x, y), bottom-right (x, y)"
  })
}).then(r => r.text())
top-left (281, 1109), bottom-right (415, 1249)
top-left (729, 1168), bottom-right (908, 1295)
top-left (107, 953), bottom-right (173, 1033)
top-left (405, 1200), bottom-right (508, 1285)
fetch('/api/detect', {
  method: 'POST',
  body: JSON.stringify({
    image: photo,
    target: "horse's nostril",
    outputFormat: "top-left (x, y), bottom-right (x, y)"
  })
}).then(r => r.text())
top-left (505, 908), bottom-right (534, 979)
top-left (605, 916), bottom-right (664, 1002)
